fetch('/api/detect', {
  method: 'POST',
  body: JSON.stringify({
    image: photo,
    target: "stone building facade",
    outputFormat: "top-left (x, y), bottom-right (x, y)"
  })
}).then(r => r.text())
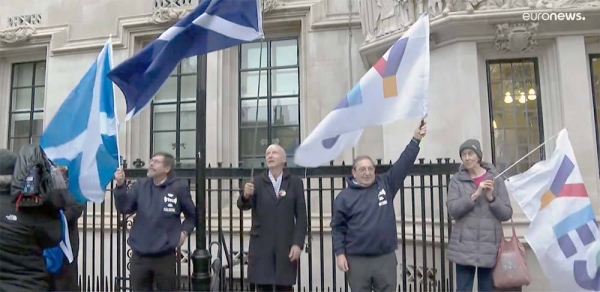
top-left (1, 0), bottom-right (599, 290)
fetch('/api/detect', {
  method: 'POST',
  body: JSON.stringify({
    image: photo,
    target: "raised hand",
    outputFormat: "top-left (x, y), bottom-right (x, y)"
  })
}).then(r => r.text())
top-left (114, 168), bottom-right (125, 186)
top-left (243, 182), bottom-right (254, 199)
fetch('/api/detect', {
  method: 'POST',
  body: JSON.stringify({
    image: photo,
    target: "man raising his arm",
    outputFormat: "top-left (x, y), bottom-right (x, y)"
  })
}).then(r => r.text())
top-left (331, 122), bottom-right (427, 292)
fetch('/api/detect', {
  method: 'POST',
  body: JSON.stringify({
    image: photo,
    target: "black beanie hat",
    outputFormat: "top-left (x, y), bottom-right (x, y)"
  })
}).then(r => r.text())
top-left (0, 149), bottom-right (17, 176)
top-left (459, 139), bottom-right (483, 160)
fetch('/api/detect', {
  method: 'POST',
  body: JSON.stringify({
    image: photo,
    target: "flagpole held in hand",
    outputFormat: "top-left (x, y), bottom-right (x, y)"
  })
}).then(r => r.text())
top-left (249, 39), bottom-right (265, 179)
top-left (107, 34), bottom-right (123, 169)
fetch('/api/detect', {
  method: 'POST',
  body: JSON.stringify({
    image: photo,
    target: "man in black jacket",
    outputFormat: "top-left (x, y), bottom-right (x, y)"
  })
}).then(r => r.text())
top-left (113, 152), bottom-right (196, 292)
top-left (0, 148), bottom-right (62, 292)
top-left (237, 144), bottom-right (308, 292)
top-left (330, 122), bottom-right (426, 292)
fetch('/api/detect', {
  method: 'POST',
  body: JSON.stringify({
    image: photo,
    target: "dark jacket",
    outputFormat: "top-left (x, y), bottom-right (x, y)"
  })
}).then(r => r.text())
top-left (114, 175), bottom-right (196, 255)
top-left (330, 138), bottom-right (420, 257)
top-left (48, 199), bottom-right (85, 292)
top-left (446, 162), bottom-right (513, 268)
top-left (237, 170), bottom-right (308, 286)
top-left (63, 200), bottom-right (85, 260)
top-left (0, 178), bottom-right (62, 292)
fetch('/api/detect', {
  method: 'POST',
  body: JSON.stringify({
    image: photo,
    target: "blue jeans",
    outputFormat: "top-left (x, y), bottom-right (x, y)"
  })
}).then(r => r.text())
top-left (455, 263), bottom-right (494, 292)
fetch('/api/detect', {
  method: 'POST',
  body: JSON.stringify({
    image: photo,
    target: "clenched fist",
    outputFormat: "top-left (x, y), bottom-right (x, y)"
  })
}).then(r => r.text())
top-left (243, 182), bottom-right (254, 199)
top-left (114, 168), bottom-right (125, 186)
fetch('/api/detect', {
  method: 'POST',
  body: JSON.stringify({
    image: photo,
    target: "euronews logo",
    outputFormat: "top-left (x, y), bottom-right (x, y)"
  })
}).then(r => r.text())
top-left (522, 12), bottom-right (586, 21)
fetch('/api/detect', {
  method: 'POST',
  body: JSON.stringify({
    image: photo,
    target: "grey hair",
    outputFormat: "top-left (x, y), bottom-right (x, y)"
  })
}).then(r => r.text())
top-left (352, 155), bottom-right (375, 170)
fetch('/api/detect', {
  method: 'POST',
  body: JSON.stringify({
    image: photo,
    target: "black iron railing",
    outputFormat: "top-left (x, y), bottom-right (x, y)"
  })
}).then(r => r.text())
top-left (76, 158), bottom-right (460, 292)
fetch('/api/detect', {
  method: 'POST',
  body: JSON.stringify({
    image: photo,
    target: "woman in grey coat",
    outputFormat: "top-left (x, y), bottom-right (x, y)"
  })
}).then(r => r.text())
top-left (446, 139), bottom-right (513, 292)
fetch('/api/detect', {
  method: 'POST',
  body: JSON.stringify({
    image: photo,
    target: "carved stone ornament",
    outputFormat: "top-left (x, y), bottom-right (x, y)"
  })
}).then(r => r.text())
top-left (360, 0), bottom-right (416, 43)
top-left (494, 22), bottom-right (539, 53)
top-left (149, 0), bottom-right (191, 25)
top-left (0, 22), bottom-right (37, 44)
top-left (535, 0), bottom-right (599, 9)
top-left (262, 0), bottom-right (282, 14)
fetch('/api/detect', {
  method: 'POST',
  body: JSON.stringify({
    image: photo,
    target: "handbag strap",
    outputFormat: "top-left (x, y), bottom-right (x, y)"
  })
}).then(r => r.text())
top-left (509, 217), bottom-right (517, 237)
top-left (500, 217), bottom-right (517, 238)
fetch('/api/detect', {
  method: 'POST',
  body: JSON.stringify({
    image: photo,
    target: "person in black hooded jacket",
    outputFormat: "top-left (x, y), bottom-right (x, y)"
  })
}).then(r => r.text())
top-left (0, 148), bottom-right (63, 292)
top-left (113, 152), bottom-right (197, 292)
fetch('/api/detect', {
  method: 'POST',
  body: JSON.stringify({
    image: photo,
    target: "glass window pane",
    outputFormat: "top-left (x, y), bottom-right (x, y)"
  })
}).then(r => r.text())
top-left (271, 97), bottom-right (299, 126)
top-left (10, 113), bottom-right (42, 137)
top-left (241, 42), bottom-right (267, 69)
top-left (12, 63), bottom-right (34, 87)
top-left (11, 88), bottom-right (32, 111)
top-left (240, 99), bottom-right (268, 126)
top-left (240, 71), bottom-right (267, 98)
top-left (153, 132), bottom-right (177, 154)
top-left (272, 68), bottom-right (298, 96)
top-left (487, 60), bottom-right (542, 175)
top-left (181, 56), bottom-right (197, 74)
top-left (523, 62), bottom-right (535, 80)
top-left (489, 63), bottom-right (500, 80)
top-left (500, 63), bottom-right (512, 80)
top-left (32, 118), bottom-right (43, 136)
top-left (271, 39), bottom-right (297, 67)
top-left (153, 104), bottom-right (177, 131)
top-left (10, 138), bottom-right (30, 152)
top-left (180, 103), bottom-right (196, 130)
top-left (32, 136), bottom-right (40, 146)
top-left (35, 62), bottom-right (46, 86)
top-left (272, 126), bottom-right (300, 155)
top-left (34, 87), bottom-right (44, 109)
top-left (11, 117), bottom-right (31, 137)
top-left (239, 127), bottom-right (268, 157)
top-left (155, 76), bottom-right (177, 102)
top-left (179, 130), bottom-right (195, 160)
top-left (512, 62), bottom-right (523, 79)
top-left (180, 75), bottom-right (196, 101)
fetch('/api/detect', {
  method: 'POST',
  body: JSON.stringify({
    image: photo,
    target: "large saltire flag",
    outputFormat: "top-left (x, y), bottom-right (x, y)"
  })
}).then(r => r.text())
top-left (108, 0), bottom-right (264, 120)
top-left (40, 38), bottom-right (120, 203)
top-left (505, 129), bottom-right (600, 291)
top-left (293, 13), bottom-right (430, 167)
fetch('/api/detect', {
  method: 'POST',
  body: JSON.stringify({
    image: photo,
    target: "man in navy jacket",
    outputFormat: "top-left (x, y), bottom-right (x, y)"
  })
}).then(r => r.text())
top-left (331, 122), bottom-right (426, 292)
top-left (113, 152), bottom-right (196, 292)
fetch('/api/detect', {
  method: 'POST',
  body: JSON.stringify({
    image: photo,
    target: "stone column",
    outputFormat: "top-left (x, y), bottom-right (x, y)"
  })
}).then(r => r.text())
top-left (555, 36), bottom-right (600, 210)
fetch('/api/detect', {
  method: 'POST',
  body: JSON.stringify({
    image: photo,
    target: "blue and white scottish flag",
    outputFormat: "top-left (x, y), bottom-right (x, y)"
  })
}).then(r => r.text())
top-left (40, 39), bottom-right (120, 203)
top-left (108, 0), bottom-right (264, 120)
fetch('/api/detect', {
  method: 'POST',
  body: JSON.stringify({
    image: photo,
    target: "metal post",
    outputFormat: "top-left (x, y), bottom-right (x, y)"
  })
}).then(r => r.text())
top-left (191, 53), bottom-right (210, 291)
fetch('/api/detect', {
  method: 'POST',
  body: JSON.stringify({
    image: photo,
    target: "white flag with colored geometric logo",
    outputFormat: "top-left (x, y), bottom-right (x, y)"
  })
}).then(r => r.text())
top-left (505, 129), bottom-right (600, 291)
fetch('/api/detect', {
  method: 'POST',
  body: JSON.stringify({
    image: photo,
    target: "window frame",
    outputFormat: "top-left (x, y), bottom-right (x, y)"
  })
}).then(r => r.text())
top-left (237, 37), bottom-right (301, 166)
top-left (589, 54), bottom-right (600, 174)
top-left (485, 58), bottom-right (546, 172)
top-left (7, 60), bottom-right (46, 151)
top-left (149, 58), bottom-right (197, 165)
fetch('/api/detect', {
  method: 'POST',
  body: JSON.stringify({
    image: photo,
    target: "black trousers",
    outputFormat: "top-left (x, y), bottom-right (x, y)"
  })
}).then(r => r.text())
top-left (455, 263), bottom-right (494, 292)
top-left (130, 251), bottom-right (177, 292)
top-left (253, 284), bottom-right (293, 292)
top-left (48, 257), bottom-right (80, 292)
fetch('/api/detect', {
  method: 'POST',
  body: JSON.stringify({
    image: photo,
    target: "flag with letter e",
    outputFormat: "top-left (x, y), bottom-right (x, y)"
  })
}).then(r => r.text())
top-left (505, 129), bottom-right (600, 291)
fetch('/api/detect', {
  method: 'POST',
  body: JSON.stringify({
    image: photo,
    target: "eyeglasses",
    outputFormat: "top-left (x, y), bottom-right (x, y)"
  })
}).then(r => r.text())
top-left (355, 166), bottom-right (375, 173)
